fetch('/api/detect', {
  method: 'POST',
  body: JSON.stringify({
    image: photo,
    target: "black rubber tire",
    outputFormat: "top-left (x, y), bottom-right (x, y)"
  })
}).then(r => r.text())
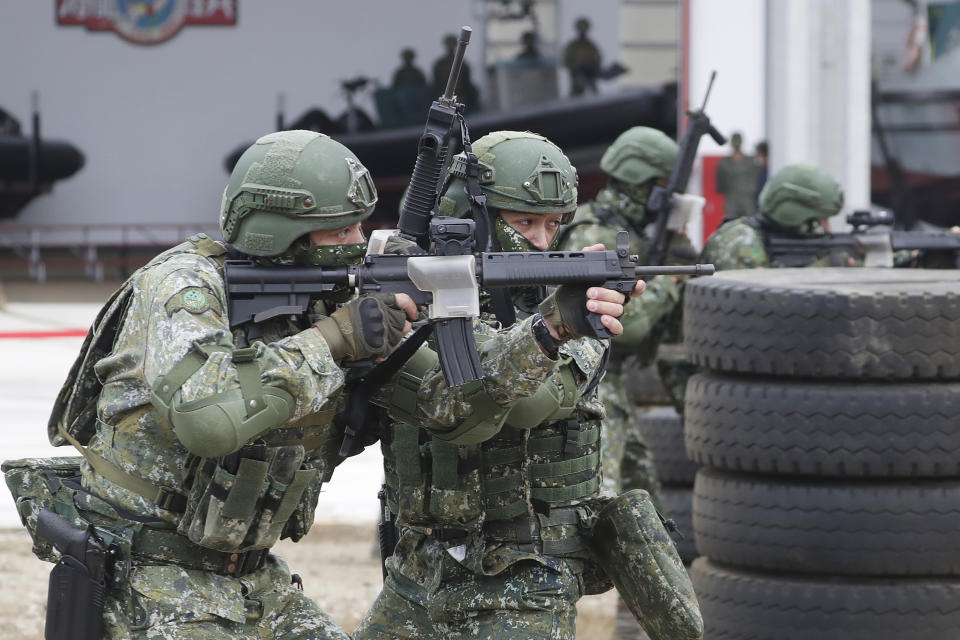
top-left (635, 407), bottom-right (699, 484)
top-left (693, 468), bottom-right (960, 576)
top-left (659, 485), bottom-right (698, 564)
top-left (683, 268), bottom-right (960, 379)
top-left (690, 558), bottom-right (960, 640)
top-left (684, 372), bottom-right (960, 478)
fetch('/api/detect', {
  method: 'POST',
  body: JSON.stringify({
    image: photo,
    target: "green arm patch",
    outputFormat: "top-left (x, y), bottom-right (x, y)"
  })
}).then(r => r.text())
top-left (165, 286), bottom-right (222, 317)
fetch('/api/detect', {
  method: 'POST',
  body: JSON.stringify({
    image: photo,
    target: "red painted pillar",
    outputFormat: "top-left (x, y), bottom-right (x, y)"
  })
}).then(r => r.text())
top-left (701, 154), bottom-right (725, 244)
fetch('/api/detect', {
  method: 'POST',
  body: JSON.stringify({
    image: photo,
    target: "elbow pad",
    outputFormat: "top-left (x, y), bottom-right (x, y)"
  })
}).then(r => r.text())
top-left (504, 362), bottom-right (579, 429)
top-left (385, 347), bottom-right (506, 445)
top-left (150, 342), bottom-right (296, 458)
top-left (153, 386), bottom-right (295, 458)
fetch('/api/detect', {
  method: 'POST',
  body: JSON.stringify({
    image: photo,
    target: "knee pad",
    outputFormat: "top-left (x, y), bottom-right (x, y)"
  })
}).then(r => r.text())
top-left (591, 489), bottom-right (703, 640)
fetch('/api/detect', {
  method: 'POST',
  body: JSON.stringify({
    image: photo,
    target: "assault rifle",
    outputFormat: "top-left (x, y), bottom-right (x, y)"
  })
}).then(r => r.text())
top-left (766, 209), bottom-right (960, 268)
top-left (223, 223), bottom-right (714, 383)
top-left (646, 71), bottom-right (726, 266)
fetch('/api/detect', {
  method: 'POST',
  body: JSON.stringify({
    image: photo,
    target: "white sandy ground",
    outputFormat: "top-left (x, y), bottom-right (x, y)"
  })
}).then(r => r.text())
top-left (0, 297), bottom-right (618, 638)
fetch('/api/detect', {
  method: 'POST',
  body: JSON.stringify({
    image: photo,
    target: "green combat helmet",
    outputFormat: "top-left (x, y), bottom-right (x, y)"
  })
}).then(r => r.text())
top-left (759, 163), bottom-right (844, 229)
top-left (220, 129), bottom-right (378, 265)
top-left (438, 130), bottom-right (578, 251)
top-left (600, 126), bottom-right (678, 187)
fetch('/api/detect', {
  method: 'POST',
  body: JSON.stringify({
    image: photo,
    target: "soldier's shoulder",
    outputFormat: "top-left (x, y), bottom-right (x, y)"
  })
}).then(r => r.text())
top-left (138, 240), bottom-right (227, 298)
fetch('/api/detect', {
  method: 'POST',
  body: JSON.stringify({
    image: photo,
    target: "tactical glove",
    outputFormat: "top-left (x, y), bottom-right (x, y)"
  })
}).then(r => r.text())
top-left (315, 293), bottom-right (408, 362)
top-left (538, 285), bottom-right (599, 339)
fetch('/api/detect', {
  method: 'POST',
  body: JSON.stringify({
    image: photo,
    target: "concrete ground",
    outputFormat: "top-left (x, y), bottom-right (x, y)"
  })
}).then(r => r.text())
top-left (0, 280), bottom-right (619, 638)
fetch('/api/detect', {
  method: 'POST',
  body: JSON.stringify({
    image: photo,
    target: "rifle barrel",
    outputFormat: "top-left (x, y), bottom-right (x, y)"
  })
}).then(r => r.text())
top-left (443, 26), bottom-right (472, 100)
top-left (635, 264), bottom-right (715, 277)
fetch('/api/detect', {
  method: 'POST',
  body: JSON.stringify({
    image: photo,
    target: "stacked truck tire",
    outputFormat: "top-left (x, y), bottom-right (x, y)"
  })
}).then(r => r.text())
top-left (682, 268), bottom-right (960, 640)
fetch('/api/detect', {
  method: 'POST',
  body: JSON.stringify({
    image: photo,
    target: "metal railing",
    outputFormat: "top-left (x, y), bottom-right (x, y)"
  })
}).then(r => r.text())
top-left (0, 223), bottom-right (221, 282)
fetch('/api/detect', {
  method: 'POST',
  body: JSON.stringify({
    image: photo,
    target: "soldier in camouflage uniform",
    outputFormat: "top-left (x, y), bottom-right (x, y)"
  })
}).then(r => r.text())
top-left (5, 130), bottom-right (635, 640)
top-left (714, 132), bottom-right (760, 220)
top-left (701, 163), bottom-right (845, 270)
top-left (675, 163), bottom-right (848, 420)
top-left (354, 131), bottom-right (702, 640)
top-left (557, 126), bottom-right (693, 499)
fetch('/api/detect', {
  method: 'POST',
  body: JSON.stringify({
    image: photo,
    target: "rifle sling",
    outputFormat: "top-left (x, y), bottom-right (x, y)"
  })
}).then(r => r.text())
top-left (459, 114), bottom-right (516, 328)
top-left (338, 324), bottom-right (435, 456)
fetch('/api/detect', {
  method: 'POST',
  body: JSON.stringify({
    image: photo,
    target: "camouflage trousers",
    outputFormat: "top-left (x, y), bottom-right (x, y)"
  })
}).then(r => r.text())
top-left (598, 370), bottom-right (661, 502)
top-left (353, 548), bottom-right (581, 639)
top-left (103, 554), bottom-right (349, 640)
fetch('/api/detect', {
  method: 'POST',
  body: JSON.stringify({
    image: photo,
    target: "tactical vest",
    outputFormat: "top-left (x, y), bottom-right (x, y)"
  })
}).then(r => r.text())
top-left (382, 342), bottom-right (602, 556)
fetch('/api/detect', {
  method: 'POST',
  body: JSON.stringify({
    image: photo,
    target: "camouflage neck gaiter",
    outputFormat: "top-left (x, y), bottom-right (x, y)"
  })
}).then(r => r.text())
top-left (253, 235), bottom-right (368, 303)
top-left (594, 182), bottom-right (654, 228)
top-left (491, 214), bottom-right (554, 315)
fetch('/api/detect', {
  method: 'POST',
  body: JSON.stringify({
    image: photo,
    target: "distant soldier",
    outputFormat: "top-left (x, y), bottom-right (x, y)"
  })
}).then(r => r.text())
top-left (557, 126), bottom-right (694, 499)
top-left (432, 33), bottom-right (479, 107)
top-left (702, 163), bottom-right (845, 270)
top-left (754, 139), bottom-right (769, 199)
top-left (564, 17), bottom-right (602, 96)
top-left (392, 48), bottom-right (427, 88)
top-left (715, 132), bottom-right (760, 220)
top-left (515, 30), bottom-right (544, 63)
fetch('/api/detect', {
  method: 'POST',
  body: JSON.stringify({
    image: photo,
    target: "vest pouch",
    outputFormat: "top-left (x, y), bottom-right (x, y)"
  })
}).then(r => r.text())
top-left (184, 458), bottom-right (269, 551)
top-left (3, 457), bottom-right (84, 562)
top-left (427, 439), bottom-right (484, 531)
top-left (280, 456), bottom-right (325, 542)
top-left (243, 466), bottom-right (317, 549)
top-left (387, 423), bottom-right (430, 526)
top-left (3, 457), bottom-right (138, 590)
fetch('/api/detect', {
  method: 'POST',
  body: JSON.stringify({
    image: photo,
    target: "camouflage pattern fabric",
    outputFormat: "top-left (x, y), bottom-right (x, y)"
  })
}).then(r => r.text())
top-left (85, 240), bottom-right (561, 524)
top-left (102, 554), bottom-right (349, 640)
top-left (700, 216), bottom-right (866, 271)
top-left (596, 369), bottom-right (661, 502)
top-left (558, 187), bottom-right (684, 496)
top-left (655, 353), bottom-right (700, 416)
top-left (354, 551), bottom-right (581, 639)
top-left (356, 192), bottom-right (702, 636)
top-left (699, 218), bottom-right (771, 270)
top-left (51, 237), bottom-right (564, 639)
top-left (592, 490), bottom-right (702, 640)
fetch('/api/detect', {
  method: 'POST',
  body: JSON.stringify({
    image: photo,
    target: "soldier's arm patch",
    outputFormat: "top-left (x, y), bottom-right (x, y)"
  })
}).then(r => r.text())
top-left (165, 286), bottom-right (222, 317)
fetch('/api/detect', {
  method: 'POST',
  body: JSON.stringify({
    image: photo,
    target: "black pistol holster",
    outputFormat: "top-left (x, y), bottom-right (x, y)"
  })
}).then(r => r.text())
top-left (37, 508), bottom-right (109, 640)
